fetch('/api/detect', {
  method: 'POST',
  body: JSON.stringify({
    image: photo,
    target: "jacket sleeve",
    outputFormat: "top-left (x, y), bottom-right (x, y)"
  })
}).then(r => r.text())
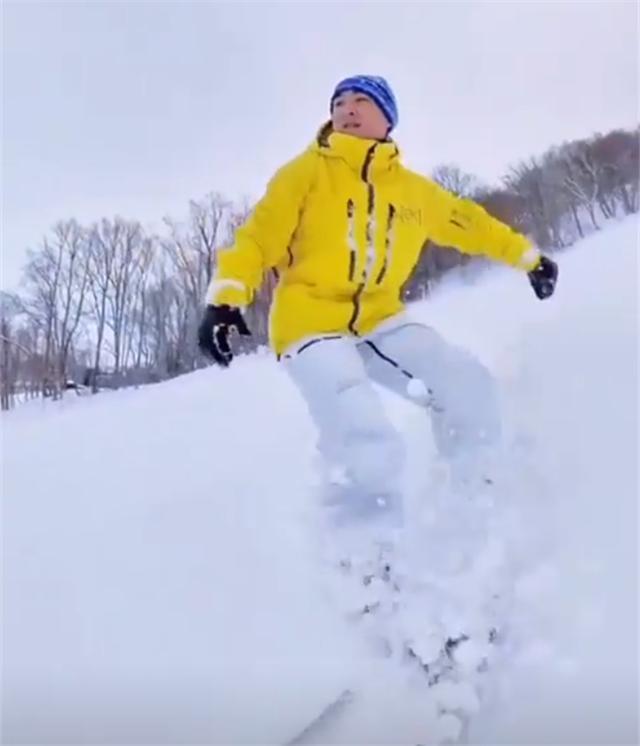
top-left (207, 150), bottom-right (316, 307)
top-left (424, 179), bottom-right (541, 271)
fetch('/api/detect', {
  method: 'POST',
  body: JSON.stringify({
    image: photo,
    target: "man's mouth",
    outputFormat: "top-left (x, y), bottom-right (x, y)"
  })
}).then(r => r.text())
top-left (343, 122), bottom-right (361, 130)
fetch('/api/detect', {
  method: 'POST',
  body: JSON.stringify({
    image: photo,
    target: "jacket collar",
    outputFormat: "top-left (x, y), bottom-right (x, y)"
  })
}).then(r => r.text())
top-left (313, 121), bottom-right (400, 181)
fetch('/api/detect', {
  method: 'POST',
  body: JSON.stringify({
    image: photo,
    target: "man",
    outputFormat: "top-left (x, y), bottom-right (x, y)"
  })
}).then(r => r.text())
top-left (198, 74), bottom-right (558, 532)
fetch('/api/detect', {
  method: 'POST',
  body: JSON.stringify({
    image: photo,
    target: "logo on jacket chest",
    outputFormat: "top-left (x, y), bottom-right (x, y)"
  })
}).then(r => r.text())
top-left (393, 204), bottom-right (423, 226)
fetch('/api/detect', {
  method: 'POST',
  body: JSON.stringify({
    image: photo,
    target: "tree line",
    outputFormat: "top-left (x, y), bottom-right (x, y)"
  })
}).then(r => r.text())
top-left (1, 126), bottom-right (637, 410)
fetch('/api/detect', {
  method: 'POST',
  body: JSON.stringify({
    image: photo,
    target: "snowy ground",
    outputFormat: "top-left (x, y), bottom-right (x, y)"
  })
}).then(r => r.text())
top-left (3, 217), bottom-right (638, 745)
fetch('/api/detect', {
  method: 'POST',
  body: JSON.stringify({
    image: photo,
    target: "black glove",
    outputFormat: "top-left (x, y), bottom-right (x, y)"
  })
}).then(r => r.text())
top-left (528, 255), bottom-right (558, 300)
top-left (197, 304), bottom-right (251, 367)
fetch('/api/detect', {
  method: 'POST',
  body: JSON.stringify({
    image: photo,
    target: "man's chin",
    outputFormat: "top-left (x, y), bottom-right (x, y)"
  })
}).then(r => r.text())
top-left (337, 126), bottom-right (371, 139)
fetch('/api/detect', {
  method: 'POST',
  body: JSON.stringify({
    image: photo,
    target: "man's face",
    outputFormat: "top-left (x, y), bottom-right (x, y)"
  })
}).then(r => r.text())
top-left (331, 90), bottom-right (390, 141)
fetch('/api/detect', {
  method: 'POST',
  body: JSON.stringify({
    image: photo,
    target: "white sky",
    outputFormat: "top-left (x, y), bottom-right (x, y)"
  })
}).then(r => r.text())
top-left (2, 0), bottom-right (638, 290)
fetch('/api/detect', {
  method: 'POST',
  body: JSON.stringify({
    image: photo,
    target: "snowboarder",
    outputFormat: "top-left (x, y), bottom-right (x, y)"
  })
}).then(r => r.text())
top-left (197, 75), bottom-right (558, 532)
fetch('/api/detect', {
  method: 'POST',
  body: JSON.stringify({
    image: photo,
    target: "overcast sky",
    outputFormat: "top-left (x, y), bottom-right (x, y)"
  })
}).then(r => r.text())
top-left (2, 0), bottom-right (638, 289)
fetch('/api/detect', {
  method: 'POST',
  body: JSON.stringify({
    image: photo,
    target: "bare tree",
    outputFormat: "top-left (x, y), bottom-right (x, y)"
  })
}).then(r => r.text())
top-left (86, 219), bottom-right (119, 391)
top-left (432, 163), bottom-right (485, 199)
top-left (101, 219), bottom-right (148, 374)
top-left (53, 222), bottom-right (90, 388)
top-left (21, 221), bottom-right (90, 396)
top-left (144, 270), bottom-right (178, 378)
top-left (121, 235), bottom-right (153, 373)
top-left (590, 129), bottom-right (639, 216)
top-left (503, 156), bottom-right (568, 250)
top-left (560, 141), bottom-right (604, 232)
top-left (0, 293), bottom-right (28, 409)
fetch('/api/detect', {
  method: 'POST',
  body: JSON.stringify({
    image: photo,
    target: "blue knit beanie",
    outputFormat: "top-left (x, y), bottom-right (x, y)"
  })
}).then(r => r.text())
top-left (330, 75), bottom-right (398, 130)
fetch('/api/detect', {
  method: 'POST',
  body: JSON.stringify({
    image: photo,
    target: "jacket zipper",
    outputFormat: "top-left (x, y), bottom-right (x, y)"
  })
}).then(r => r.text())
top-left (348, 144), bottom-right (378, 335)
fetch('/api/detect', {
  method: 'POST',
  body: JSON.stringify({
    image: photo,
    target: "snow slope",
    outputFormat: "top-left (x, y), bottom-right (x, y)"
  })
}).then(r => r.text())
top-left (3, 216), bottom-right (638, 745)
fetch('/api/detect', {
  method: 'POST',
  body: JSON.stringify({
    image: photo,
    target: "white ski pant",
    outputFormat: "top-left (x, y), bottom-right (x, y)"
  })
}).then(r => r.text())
top-left (282, 318), bottom-right (501, 524)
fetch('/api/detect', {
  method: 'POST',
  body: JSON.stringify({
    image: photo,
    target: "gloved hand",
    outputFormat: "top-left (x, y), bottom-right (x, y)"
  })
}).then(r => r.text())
top-left (197, 304), bottom-right (251, 367)
top-left (528, 255), bottom-right (558, 300)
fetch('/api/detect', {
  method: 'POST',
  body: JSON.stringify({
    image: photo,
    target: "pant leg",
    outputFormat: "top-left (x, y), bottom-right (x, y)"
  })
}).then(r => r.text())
top-left (358, 322), bottom-right (501, 468)
top-left (282, 336), bottom-right (405, 526)
top-left (359, 322), bottom-right (504, 580)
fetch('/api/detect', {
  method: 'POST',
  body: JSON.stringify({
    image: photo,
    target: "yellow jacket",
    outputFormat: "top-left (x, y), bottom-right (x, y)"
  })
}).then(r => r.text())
top-left (209, 125), bottom-right (540, 355)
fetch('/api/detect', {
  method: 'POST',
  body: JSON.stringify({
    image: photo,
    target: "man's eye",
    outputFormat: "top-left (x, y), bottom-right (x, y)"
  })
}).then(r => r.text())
top-left (334, 100), bottom-right (344, 108)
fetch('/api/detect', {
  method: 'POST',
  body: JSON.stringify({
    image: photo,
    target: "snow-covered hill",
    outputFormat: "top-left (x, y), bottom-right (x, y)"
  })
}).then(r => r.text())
top-left (3, 217), bottom-right (638, 745)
